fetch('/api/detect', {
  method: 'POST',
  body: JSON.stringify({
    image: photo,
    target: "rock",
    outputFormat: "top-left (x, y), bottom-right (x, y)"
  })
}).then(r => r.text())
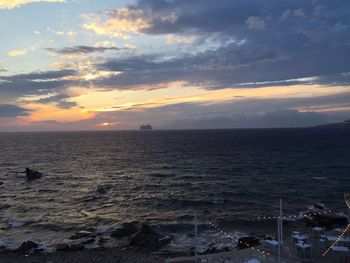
top-left (111, 222), bottom-right (139, 239)
top-left (159, 235), bottom-right (173, 246)
top-left (69, 230), bottom-right (93, 240)
top-left (237, 237), bottom-right (260, 249)
top-left (17, 241), bottom-right (39, 253)
top-left (55, 244), bottom-right (70, 251)
top-left (81, 238), bottom-right (95, 245)
top-left (129, 224), bottom-right (161, 251)
top-left (303, 214), bottom-right (348, 229)
top-left (0, 204), bottom-right (11, 210)
top-left (98, 237), bottom-right (108, 245)
top-left (0, 181), bottom-right (3, 186)
top-left (25, 168), bottom-right (42, 181)
top-left (97, 186), bottom-right (106, 194)
top-left (313, 203), bottom-right (325, 210)
top-left (56, 244), bottom-right (84, 252)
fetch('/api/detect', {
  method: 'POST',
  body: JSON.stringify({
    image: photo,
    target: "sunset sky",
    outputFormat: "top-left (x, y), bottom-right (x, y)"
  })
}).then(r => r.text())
top-left (0, 0), bottom-right (350, 131)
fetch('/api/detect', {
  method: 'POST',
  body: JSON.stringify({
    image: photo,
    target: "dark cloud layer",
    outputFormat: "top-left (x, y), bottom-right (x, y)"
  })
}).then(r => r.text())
top-left (0, 104), bottom-right (31, 118)
top-left (0, 70), bottom-right (77, 95)
top-left (92, 0), bottom-right (350, 88)
top-left (46, 45), bottom-right (125, 55)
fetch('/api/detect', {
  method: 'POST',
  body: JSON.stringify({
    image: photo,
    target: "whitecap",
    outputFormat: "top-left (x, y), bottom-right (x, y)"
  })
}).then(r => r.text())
top-left (6, 219), bottom-right (25, 228)
top-left (95, 225), bottom-right (113, 234)
top-left (0, 240), bottom-right (20, 250)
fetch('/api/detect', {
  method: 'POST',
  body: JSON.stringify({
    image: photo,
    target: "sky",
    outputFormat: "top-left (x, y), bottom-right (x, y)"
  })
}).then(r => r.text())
top-left (0, 0), bottom-right (350, 131)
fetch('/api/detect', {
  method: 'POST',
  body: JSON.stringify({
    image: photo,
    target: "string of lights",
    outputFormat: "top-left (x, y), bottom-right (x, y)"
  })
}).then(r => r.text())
top-left (206, 219), bottom-right (271, 257)
top-left (257, 209), bottom-right (332, 221)
top-left (322, 224), bottom-right (350, 256)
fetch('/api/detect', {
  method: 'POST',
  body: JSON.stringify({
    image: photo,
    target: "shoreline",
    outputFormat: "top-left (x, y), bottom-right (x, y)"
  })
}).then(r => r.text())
top-left (0, 246), bottom-right (166, 263)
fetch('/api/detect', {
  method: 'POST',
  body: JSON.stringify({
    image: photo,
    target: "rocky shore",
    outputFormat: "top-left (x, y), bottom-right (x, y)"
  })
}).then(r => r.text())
top-left (0, 222), bottom-right (172, 263)
top-left (0, 247), bottom-right (165, 263)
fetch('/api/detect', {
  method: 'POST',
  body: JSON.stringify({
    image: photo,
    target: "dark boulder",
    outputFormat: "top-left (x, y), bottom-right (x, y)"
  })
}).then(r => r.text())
top-left (97, 186), bottom-right (107, 194)
top-left (303, 214), bottom-right (348, 229)
top-left (159, 235), bottom-right (173, 246)
top-left (17, 241), bottom-right (39, 253)
top-left (81, 238), bottom-right (95, 245)
top-left (111, 222), bottom-right (139, 239)
top-left (98, 237), bottom-right (108, 245)
top-left (0, 204), bottom-right (11, 210)
top-left (237, 236), bottom-right (260, 249)
top-left (129, 224), bottom-right (161, 251)
top-left (56, 244), bottom-right (84, 252)
top-left (25, 168), bottom-right (42, 181)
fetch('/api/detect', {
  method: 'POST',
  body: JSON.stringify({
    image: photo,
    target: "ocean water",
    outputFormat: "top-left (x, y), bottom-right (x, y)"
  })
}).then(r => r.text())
top-left (0, 128), bottom-right (349, 248)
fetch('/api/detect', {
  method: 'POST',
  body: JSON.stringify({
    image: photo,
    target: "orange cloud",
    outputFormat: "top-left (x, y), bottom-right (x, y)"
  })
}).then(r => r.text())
top-left (8, 48), bottom-right (27, 57)
top-left (82, 8), bottom-right (150, 39)
top-left (0, 0), bottom-right (65, 9)
top-left (25, 103), bottom-right (94, 123)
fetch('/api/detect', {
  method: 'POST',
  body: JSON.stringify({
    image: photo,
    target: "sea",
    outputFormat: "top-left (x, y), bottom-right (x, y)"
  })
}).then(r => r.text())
top-left (0, 128), bottom-right (349, 251)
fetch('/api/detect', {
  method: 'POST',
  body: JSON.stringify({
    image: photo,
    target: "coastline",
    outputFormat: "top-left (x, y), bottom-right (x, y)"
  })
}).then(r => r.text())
top-left (0, 247), bottom-right (165, 263)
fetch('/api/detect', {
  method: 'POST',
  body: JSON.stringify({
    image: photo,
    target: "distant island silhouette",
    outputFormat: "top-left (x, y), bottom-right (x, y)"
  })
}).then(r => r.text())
top-left (315, 119), bottom-right (350, 128)
top-left (140, 124), bottom-right (153, 130)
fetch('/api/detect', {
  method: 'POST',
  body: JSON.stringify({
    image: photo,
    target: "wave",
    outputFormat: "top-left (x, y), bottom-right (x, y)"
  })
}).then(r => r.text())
top-left (6, 219), bottom-right (26, 228)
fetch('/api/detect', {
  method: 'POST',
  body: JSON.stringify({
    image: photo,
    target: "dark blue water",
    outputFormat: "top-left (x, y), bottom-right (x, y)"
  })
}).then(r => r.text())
top-left (0, 128), bottom-right (349, 245)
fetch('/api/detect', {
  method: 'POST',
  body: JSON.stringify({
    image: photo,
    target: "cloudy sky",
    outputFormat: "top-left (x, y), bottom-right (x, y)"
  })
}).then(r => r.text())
top-left (0, 0), bottom-right (349, 131)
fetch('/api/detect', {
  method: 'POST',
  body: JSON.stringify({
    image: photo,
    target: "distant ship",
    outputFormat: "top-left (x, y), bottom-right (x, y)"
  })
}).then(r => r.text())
top-left (140, 124), bottom-right (153, 130)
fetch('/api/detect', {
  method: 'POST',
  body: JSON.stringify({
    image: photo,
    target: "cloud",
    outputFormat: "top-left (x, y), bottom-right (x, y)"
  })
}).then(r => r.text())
top-left (0, 104), bottom-right (31, 118)
top-left (0, 0), bottom-right (65, 10)
top-left (162, 109), bottom-right (330, 129)
top-left (246, 16), bottom-right (266, 30)
top-left (82, 8), bottom-right (150, 39)
top-left (46, 28), bottom-right (77, 37)
top-left (25, 93), bottom-right (77, 109)
top-left (95, 42), bottom-right (350, 89)
top-left (46, 45), bottom-right (125, 55)
top-left (0, 69), bottom-right (77, 96)
top-left (79, 0), bottom-right (350, 90)
top-left (8, 48), bottom-right (27, 57)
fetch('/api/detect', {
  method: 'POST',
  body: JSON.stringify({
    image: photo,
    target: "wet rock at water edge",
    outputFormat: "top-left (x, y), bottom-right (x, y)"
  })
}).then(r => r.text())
top-left (97, 237), bottom-right (108, 246)
top-left (81, 238), bottom-right (95, 245)
top-left (69, 230), bottom-right (93, 240)
top-left (159, 235), bottom-right (173, 246)
top-left (111, 222), bottom-right (139, 239)
top-left (56, 244), bottom-right (84, 252)
top-left (0, 203), bottom-right (11, 210)
top-left (17, 241), bottom-right (39, 254)
top-left (303, 213), bottom-right (348, 229)
top-left (129, 224), bottom-right (162, 251)
top-left (97, 186), bottom-right (107, 194)
top-left (25, 168), bottom-right (43, 181)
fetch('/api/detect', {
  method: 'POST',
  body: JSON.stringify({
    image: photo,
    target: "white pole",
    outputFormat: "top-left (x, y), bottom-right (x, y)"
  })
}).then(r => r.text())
top-left (277, 199), bottom-right (282, 263)
top-left (280, 199), bottom-right (283, 245)
top-left (277, 217), bottom-right (280, 263)
top-left (194, 214), bottom-right (198, 259)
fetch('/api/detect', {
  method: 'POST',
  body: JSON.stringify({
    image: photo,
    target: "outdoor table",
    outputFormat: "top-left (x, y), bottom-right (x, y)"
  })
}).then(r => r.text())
top-left (331, 246), bottom-right (350, 263)
top-left (296, 242), bottom-right (312, 258)
top-left (312, 227), bottom-right (324, 238)
top-left (327, 236), bottom-right (350, 244)
top-left (263, 240), bottom-right (279, 254)
top-left (293, 234), bottom-right (308, 242)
